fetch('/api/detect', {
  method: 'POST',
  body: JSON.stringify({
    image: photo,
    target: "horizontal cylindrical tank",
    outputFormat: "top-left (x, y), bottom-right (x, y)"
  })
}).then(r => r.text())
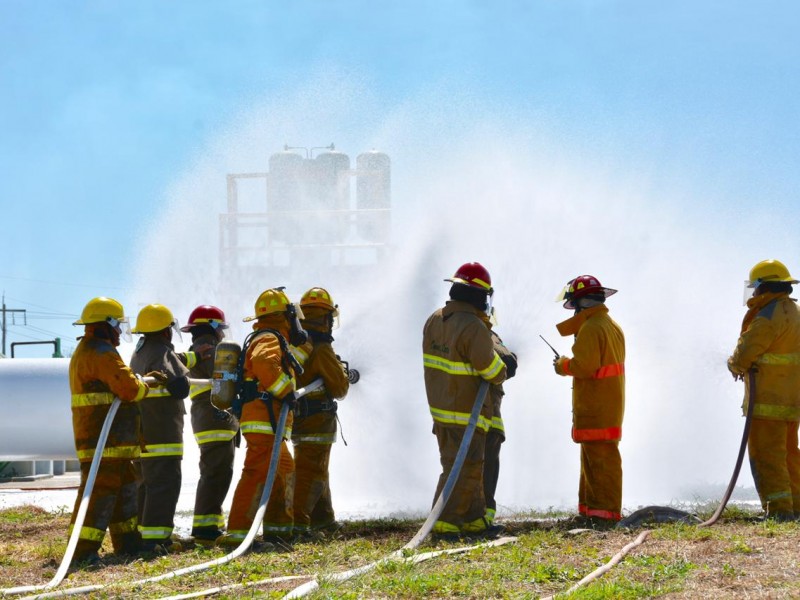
top-left (356, 151), bottom-right (391, 242)
top-left (0, 359), bottom-right (74, 459)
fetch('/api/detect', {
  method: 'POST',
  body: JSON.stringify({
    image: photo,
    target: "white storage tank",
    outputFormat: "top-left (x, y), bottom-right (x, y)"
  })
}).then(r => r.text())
top-left (356, 151), bottom-right (391, 242)
top-left (0, 358), bottom-right (74, 459)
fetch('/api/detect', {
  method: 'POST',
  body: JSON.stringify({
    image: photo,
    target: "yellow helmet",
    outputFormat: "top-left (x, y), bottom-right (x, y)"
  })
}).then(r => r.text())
top-left (747, 259), bottom-right (799, 288)
top-left (300, 287), bottom-right (339, 316)
top-left (74, 297), bottom-right (126, 326)
top-left (243, 288), bottom-right (292, 322)
top-left (132, 304), bottom-right (176, 334)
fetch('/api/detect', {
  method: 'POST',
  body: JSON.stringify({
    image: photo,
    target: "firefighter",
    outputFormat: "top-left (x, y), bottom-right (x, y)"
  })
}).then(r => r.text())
top-left (553, 274), bottom-right (625, 529)
top-left (68, 297), bottom-right (149, 566)
top-left (290, 287), bottom-right (350, 540)
top-left (130, 303), bottom-right (192, 554)
top-left (480, 312), bottom-right (517, 526)
top-left (422, 262), bottom-right (508, 540)
top-left (216, 288), bottom-right (304, 549)
top-left (177, 305), bottom-right (239, 545)
top-left (728, 259), bottom-right (800, 521)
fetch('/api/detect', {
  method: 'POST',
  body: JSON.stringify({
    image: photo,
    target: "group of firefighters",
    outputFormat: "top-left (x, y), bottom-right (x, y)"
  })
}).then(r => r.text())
top-left (67, 256), bottom-right (800, 566)
top-left (68, 286), bottom-right (348, 565)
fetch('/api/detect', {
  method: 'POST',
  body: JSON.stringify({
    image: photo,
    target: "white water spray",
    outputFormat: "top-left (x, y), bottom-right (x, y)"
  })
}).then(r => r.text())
top-left (127, 70), bottom-right (800, 519)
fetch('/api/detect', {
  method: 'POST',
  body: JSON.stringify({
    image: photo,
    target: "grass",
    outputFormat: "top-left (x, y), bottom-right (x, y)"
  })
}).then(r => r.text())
top-left (2, 505), bottom-right (800, 598)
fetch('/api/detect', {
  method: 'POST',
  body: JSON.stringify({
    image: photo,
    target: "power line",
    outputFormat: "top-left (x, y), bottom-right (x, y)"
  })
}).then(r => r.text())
top-left (0, 274), bottom-right (127, 291)
top-left (1, 295), bottom-right (26, 356)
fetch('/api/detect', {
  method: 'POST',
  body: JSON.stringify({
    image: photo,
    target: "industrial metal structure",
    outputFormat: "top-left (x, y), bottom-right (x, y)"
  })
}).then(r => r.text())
top-left (219, 144), bottom-right (391, 284)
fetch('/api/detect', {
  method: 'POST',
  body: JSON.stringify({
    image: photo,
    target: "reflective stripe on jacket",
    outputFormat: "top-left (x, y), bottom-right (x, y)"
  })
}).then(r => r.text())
top-left (240, 320), bottom-right (296, 440)
top-left (729, 293), bottom-right (800, 421)
top-left (181, 333), bottom-right (238, 445)
top-left (70, 327), bottom-right (148, 462)
top-left (423, 300), bottom-right (507, 432)
top-left (556, 304), bottom-right (625, 443)
top-left (130, 335), bottom-right (189, 458)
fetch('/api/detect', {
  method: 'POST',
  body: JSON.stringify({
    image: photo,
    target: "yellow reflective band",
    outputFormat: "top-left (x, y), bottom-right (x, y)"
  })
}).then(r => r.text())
top-left (190, 383), bottom-right (212, 398)
top-left (292, 433), bottom-right (336, 444)
top-left (146, 387), bottom-right (171, 397)
top-left (109, 515), bottom-right (138, 534)
top-left (291, 346), bottom-right (310, 365)
top-left (423, 353), bottom-right (478, 376)
top-left (262, 522), bottom-right (293, 533)
top-left (266, 372), bottom-right (293, 396)
top-left (490, 416), bottom-right (505, 433)
top-left (72, 392), bottom-right (115, 407)
top-left (752, 403), bottom-right (800, 420)
top-left (477, 352), bottom-right (504, 380)
top-left (766, 490), bottom-right (792, 501)
top-left (432, 520), bottom-right (460, 533)
top-left (226, 530), bottom-right (248, 540)
top-left (139, 525), bottom-right (174, 539)
top-left (194, 429), bottom-right (237, 444)
top-left (78, 525), bottom-right (106, 542)
top-left (141, 443), bottom-right (183, 458)
top-left (241, 420), bottom-right (276, 435)
top-left (429, 407), bottom-right (491, 432)
top-left (134, 381), bottom-right (148, 401)
top-left (185, 352), bottom-right (198, 369)
top-left (193, 514), bottom-right (225, 528)
top-left (77, 445), bottom-right (140, 460)
top-left (758, 353), bottom-right (800, 365)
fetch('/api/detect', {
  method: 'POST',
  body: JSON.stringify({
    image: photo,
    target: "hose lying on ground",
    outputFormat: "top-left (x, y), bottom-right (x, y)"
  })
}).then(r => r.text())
top-left (549, 369), bottom-right (758, 598)
top-left (282, 381), bottom-right (518, 599)
top-left (14, 381), bottom-right (323, 600)
top-left (0, 398), bottom-right (122, 598)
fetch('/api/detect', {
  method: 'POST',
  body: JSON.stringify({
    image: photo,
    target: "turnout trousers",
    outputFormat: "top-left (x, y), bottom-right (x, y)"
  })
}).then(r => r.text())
top-left (578, 441), bottom-right (622, 521)
top-left (69, 460), bottom-right (140, 560)
top-left (226, 432), bottom-right (295, 541)
top-left (748, 418), bottom-right (800, 518)
top-left (432, 423), bottom-right (487, 533)
top-left (138, 456), bottom-right (182, 544)
top-left (192, 438), bottom-right (236, 538)
top-left (483, 428), bottom-right (504, 523)
top-left (292, 411), bottom-right (337, 532)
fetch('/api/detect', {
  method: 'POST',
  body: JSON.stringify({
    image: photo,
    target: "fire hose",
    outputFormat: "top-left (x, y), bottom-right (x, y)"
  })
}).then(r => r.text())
top-left (0, 398), bottom-right (122, 597)
top-left (8, 379), bottom-right (323, 600)
top-left (546, 369), bottom-right (759, 599)
top-left (281, 381), bottom-right (518, 599)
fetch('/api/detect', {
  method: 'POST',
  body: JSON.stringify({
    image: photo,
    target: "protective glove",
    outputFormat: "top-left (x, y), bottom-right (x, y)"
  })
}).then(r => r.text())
top-left (554, 356), bottom-right (570, 376)
top-left (501, 353), bottom-right (518, 379)
top-left (165, 375), bottom-right (190, 399)
top-left (145, 371), bottom-right (168, 384)
top-left (281, 391), bottom-right (298, 410)
top-left (727, 358), bottom-right (744, 381)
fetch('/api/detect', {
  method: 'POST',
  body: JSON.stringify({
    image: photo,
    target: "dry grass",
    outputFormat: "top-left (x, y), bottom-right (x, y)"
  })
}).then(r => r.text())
top-left (2, 506), bottom-right (800, 598)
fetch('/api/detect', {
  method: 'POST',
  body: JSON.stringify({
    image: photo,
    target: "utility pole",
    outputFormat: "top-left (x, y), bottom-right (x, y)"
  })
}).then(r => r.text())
top-left (1, 293), bottom-right (26, 357)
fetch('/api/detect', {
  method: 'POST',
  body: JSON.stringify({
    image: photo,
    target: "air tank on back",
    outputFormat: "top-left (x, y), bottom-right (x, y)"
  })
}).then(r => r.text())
top-left (267, 150), bottom-right (304, 243)
top-left (356, 151), bottom-right (391, 242)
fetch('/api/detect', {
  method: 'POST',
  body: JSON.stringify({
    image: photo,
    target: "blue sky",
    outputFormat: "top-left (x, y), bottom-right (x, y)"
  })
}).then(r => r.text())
top-left (2, 1), bottom-right (800, 357)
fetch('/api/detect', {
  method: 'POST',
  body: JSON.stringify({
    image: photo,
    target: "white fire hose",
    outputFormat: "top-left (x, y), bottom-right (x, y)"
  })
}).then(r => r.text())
top-left (14, 379), bottom-right (324, 600)
top-left (282, 381), bottom-right (513, 599)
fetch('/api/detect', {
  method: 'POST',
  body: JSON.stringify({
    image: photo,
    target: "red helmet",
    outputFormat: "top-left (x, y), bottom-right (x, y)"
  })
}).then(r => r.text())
top-left (559, 275), bottom-right (617, 309)
top-left (180, 305), bottom-right (229, 332)
top-left (445, 262), bottom-right (493, 293)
